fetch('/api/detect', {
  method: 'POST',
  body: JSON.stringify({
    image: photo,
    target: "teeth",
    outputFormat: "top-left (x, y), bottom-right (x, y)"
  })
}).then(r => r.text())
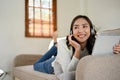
top-left (78, 34), bottom-right (85, 38)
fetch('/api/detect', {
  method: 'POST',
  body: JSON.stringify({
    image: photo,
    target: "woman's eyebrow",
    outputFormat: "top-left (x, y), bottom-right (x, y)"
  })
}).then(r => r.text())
top-left (73, 24), bottom-right (79, 26)
top-left (82, 23), bottom-right (89, 25)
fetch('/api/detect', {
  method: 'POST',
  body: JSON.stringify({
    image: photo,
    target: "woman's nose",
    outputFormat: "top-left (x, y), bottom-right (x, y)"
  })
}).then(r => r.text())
top-left (78, 27), bottom-right (84, 32)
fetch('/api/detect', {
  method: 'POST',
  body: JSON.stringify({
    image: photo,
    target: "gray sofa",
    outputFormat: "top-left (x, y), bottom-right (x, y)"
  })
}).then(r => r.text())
top-left (12, 28), bottom-right (120, 80)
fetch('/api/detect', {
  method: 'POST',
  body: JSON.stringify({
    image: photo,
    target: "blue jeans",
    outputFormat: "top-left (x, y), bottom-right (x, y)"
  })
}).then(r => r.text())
top-left (33, 45), bottom-right (57, 74)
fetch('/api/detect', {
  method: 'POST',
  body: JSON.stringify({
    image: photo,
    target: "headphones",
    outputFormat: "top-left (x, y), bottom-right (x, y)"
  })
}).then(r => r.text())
top-left (91, 25), bottom-right (95, 35)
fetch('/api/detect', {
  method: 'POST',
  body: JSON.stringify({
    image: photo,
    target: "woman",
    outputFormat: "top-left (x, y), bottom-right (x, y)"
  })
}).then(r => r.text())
top-left (52, 15), bottom-right (120, 80)
top-left (34, 15), bottom-right (120, 80)
top-left (52, 15), bottom-right (96, 80)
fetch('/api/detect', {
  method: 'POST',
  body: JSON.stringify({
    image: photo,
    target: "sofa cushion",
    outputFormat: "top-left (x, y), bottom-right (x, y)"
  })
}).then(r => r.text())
top-left (13, 65), bottom-right (59, 80)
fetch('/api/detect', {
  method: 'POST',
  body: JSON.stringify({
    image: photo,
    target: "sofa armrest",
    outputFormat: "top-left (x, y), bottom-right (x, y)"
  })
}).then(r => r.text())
top-left (76, 54), bottom-right (120, 80)
top-left (13, 54), bottom-right (42, 67)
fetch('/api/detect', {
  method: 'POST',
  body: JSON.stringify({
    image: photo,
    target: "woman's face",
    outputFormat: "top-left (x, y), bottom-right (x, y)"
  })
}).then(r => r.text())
top-left (72, 18), bottom-right (91, 44)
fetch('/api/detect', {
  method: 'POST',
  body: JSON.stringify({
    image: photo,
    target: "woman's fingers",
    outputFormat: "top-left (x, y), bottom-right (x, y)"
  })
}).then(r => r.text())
top-left (113, 44), bottom-right (120, 54)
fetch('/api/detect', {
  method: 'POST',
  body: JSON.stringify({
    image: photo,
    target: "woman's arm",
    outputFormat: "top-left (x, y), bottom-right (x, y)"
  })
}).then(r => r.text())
top-left (53, 39), bottom-right (79, 72)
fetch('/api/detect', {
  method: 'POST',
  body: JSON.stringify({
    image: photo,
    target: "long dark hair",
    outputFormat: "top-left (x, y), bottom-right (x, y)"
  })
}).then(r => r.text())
top-left (66, 15), bottom-right (96, 55)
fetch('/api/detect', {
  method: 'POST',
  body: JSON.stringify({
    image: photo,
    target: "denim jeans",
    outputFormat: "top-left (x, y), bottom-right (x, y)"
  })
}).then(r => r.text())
top-left (33, 45), bottom-right (57, 74)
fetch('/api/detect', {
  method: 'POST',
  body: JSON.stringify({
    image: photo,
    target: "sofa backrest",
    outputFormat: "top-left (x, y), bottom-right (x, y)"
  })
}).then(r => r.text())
top-left (97, 28), bottom-right (120, 36)
top-left (76, 54), bottom-right (120, 80)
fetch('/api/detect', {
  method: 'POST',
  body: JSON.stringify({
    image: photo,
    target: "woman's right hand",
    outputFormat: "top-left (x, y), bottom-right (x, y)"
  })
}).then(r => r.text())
top-left (68, 35), bottom-right (80, 49)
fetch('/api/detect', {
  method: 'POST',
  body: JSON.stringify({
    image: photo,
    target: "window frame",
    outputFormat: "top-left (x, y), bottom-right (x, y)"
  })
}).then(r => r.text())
top-left (25, 0), bottom-right (57, 38)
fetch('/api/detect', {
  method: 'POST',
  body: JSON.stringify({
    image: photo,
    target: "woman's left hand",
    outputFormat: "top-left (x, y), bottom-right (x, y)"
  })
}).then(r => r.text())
top-left (113, 43), bottom-right (120, 54)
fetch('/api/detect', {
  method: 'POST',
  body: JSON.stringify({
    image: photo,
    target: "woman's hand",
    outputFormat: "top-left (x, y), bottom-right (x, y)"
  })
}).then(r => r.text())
top-left (68, 35), bottom-right (80, 49)
top-left (68, 35), bottom-right (81, 59)
top-left (113, 43), bottom-right (120, 54)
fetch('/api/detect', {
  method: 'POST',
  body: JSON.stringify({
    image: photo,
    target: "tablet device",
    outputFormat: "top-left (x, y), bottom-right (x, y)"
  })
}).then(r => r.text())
top-left (92, 35), bottom-right (120, 56)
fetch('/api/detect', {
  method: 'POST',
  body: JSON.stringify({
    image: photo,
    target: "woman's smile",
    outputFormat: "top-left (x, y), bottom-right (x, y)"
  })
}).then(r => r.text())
top-left (77, 33), bottom-right (86, 38)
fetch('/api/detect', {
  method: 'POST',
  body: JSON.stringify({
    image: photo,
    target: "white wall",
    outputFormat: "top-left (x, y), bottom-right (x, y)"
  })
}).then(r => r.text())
top-left (59, 0), bottom-right (120, 35)
top-left (57, 0), bottom-right (81, 36)
top-left (0, 0), bottom-right (80, 80)
top-left (86, 0), bottom-right (120, 31)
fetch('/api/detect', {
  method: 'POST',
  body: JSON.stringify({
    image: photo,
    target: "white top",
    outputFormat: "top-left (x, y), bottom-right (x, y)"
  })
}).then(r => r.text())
top-left (52, 38), bottom-right (89, 72)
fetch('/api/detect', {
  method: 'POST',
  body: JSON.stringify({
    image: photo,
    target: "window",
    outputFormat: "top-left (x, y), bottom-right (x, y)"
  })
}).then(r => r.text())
top-left (25, 0), bottom-right (57, 38)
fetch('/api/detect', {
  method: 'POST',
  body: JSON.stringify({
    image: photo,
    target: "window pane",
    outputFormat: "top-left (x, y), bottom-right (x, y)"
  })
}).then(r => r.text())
top-left (35, 0), bottom-right (40, 7)
top-left (42, 0), bottom-right (52, 8)
top-left (35, 23), bottom-right (41, 36)
top-left (29, 0), bottom-right (33, 6)
top-left (43, 24), bottom-right (50, 36)
top-left (43, 24), bottom-right (54, 36)
top-left (29, 23), bottom-right (34, 36)
top-left (42, 9), bottom-right (51, 22)
top-left (35, 8), bottom-right (40, 20)
top-left (29, 8), bottom-right (33, 19)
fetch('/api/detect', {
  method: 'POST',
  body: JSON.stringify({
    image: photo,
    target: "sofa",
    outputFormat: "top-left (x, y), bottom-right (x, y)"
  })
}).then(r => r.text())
top-left (12, 28), bottom-right (120, 80)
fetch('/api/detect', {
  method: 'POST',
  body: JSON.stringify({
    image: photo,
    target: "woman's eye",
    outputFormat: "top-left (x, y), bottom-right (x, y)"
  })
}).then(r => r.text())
top-left (74, 26), bottom-right (78, 29)
top-left (73, 25), bottom-right (78, 29)
top-left (83, 25), bottom-right (88, 28)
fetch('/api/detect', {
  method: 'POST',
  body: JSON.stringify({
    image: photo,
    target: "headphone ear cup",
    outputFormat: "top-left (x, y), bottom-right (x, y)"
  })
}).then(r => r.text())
top-left (91, 28), bottom-right (95, 35)
top-left (91, 25), bottom-right (96, 35)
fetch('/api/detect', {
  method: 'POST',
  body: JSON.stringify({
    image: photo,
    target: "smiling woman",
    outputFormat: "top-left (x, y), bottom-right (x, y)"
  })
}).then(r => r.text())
top-left (25, 0), bottom-right (57, 38)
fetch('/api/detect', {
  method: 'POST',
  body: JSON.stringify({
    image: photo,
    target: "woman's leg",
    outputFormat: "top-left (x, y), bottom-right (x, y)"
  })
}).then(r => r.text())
top-left (33, 30), bottom-right (58, 73)
top-left (35, 45), bottom-right (57, 63)
top-left (33, 45), bottom-right (57, 71)
top-left (34, 57), bottom-right (56, 74)
top-left (44, 57), bottom-right (56, 74)
top-left (34, 30), bottom-right (58, 63)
